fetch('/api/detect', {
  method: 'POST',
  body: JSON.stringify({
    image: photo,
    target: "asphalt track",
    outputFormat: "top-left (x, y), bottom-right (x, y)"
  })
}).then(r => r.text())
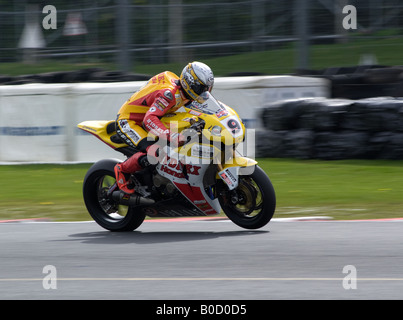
top-left (1, 217), bottom-right (403, 300)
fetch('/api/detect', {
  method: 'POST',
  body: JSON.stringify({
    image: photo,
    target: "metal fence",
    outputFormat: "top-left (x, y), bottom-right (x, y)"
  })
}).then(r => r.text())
top-left (1, 0), bottom-right (403, 73)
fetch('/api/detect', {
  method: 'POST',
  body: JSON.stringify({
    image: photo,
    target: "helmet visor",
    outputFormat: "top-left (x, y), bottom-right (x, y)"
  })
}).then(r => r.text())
top-left (195, 91), bottom-right (210, 104)
top-left (191, 81), bottom-right (209, 95)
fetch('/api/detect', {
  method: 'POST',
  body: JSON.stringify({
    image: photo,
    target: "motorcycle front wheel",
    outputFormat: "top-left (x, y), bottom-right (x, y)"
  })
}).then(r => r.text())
top-left (82, 159), bottom-right (146, 231)
top-left (218, 165), bottom-right (276, 229)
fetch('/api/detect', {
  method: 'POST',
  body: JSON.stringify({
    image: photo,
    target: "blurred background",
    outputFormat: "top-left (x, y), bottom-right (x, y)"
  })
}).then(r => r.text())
top-left (1, 0), bottom-right (403, 77)
top-left (1, 1), bottom-right (403, 221)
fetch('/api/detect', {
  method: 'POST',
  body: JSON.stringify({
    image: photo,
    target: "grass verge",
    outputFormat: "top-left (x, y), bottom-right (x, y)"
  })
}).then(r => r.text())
top-left (0, 159), bottom-right (402, 222)
top-left (259, 158), bottom-right (403, 220)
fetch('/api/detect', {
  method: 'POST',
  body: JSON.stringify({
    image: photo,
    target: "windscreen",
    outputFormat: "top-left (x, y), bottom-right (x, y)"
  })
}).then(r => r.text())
top-left (188, 92), bottom-right (228, 117)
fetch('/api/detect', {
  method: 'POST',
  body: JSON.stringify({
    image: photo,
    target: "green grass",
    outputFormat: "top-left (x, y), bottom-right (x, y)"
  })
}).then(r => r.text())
top-left (259, 159), bottom-right (403, 220)
top-left (2, 36), bottom-right (403, 77)
top-left (0, 163), bottom-right (92, 222)
top-left (0, 159), bottom-right (402, 222)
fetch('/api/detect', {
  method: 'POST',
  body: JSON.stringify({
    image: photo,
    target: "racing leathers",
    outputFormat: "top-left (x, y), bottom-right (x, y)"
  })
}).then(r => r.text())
top-left (114, 71), bottom-right (189, 194)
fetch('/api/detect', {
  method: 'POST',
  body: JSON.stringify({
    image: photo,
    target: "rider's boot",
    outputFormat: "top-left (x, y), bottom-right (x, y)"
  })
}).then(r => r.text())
top-left (114, 152), bottom-right (146, 194)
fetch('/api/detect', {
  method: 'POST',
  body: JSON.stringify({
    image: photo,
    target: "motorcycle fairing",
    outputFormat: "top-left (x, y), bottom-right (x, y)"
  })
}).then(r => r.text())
top-left (78, 120), bottom-right (128, 150)
top-left (156, 149), bottom-right (221, 215)
top-left (141, 201), bottom-right (208, 218)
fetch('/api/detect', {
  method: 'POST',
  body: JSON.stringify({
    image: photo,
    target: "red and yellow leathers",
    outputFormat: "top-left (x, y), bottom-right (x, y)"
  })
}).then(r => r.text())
top-left (114, 71), bottom-right (190, 194)
top-left (116, 71), bottom-right (189, 150)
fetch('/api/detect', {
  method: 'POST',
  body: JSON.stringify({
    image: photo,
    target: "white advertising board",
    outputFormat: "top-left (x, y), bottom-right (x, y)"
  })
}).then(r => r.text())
top-left (0, 76), bottom-right (329, 163)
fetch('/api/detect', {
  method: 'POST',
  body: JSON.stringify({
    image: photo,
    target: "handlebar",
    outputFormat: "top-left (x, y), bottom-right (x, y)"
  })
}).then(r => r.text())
top-left (182, 118), bottom-right (205, 144)
top-left (189, 118), bottom-right (205, 133)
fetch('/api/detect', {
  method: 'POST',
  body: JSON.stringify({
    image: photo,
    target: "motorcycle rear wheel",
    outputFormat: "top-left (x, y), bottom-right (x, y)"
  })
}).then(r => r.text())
top-left (219, 165), bottom-right (276, 229)
top-left (83, 159), bottom-right (146, 231)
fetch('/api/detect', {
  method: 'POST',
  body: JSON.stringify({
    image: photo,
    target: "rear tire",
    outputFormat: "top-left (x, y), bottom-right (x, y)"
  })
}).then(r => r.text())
top-left (219, 165), bottom-right (276, 229)
top-left (83, 159), bottom-right (146, 231)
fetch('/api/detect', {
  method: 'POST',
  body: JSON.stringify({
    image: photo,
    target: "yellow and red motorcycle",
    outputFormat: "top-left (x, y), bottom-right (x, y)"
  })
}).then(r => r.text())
top-left (77, 92), bottom-right (275, 231)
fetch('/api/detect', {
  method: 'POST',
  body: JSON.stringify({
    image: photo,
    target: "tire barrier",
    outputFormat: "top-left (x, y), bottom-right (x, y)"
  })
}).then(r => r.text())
top-left (297, 65), bottom-right (403, 99)
top-left (257, 97), bottom-right (403, 160)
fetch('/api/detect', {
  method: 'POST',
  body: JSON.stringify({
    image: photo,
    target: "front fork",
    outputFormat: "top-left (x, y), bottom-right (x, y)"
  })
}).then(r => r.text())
top-left (215, 150), bottom-right (257, 209)
top-left (216, 151), bottom-right (257, 191)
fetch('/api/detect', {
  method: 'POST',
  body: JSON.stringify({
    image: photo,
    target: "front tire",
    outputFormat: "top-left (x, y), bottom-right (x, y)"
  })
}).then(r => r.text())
top-left (83, 159), bottom-right (146, 231)
top-left (219, 165), bottom-right (276, 229)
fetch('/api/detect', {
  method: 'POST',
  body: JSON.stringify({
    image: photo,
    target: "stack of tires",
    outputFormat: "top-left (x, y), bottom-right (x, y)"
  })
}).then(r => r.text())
top-left (298, 65), bottom-right (403, 99)
top-left (257, 97), bottom-right (403, 160)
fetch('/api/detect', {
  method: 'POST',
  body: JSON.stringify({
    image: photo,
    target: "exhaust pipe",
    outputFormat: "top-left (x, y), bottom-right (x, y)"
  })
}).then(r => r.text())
top-left (111, 191), bottom-right (155, 206)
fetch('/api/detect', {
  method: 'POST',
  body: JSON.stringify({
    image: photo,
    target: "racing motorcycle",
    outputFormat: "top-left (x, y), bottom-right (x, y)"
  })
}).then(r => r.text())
top-left (77, 92), bottom-right (276, 231)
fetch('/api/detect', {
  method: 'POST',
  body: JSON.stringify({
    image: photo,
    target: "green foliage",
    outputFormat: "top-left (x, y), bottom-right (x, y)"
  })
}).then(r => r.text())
top-left (2, 35), bottom-right (403, 77)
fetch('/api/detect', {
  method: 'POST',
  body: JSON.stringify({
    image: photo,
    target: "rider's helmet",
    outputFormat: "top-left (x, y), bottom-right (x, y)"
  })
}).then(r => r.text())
top-left (180, 61), bottom-right (214, 103)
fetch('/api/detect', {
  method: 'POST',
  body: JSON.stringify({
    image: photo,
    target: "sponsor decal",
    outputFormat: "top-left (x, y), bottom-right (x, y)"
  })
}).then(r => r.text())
top-left (219, 167), bottom-right (239, 190)
top-left (191, 144), bottom-right (213, 159)
top-left (220, 116), bottom-right (243, 138)
top-left (118, 119), bottom-right (141, 143)
top-left (219, 171), bottom-right (234, 188)
top-left (160, 164), bottom-right (186, 179)
top-left (155, 102), bottom-right (165, 111)
top-left (185, 164), bottom-right (201, 176)
top-left (127, 130), bottom-right (141, 143)
top-left (159, 97), bottom-right (169, 107)
top-left (150, 74), bottom-right (166, 85)
top-left (146, 118), bottom-right (169, 135)
top-left (225, 168), bottom-right (237, 183)
top-left (227, 119), bottom-right (241, 134)
top-left (159, 155), bottom-right (201, 179)
top-left (188, 102), bottom-right (213, 115)
top-left (215, 109), bottom-right (228, 118)
top-left (188, 109), bottom-right (202, 116)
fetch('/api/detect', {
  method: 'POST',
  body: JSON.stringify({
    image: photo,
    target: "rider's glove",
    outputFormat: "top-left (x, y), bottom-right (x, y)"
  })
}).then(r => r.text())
top-left (169, 132), bottom-right (187, 148)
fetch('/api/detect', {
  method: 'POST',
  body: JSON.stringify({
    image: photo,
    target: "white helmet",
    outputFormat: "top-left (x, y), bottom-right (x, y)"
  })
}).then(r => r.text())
top-left (180, 61), bottom-right (214, 103)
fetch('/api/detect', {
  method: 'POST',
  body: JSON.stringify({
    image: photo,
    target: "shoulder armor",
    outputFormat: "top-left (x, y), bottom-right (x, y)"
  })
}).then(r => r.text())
top-left (163, 90), bottom-right (174, 101)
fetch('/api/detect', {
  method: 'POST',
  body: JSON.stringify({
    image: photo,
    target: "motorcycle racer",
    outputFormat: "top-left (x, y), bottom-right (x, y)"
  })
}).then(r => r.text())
top-left (114, 61), bottom-right (214, 194)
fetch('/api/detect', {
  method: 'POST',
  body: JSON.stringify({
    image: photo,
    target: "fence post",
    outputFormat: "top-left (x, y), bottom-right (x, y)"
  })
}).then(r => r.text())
top-left (169, 0), bottom-right (184, 63)
top-left (116, 0), bottom-right (131, 71)
top-left (294, 0), bottom-right (310, 71)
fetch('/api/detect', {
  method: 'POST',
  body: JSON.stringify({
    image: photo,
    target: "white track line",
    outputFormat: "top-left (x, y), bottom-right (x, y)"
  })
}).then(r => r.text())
top-left (1, 277), bottom-right (403, 282)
